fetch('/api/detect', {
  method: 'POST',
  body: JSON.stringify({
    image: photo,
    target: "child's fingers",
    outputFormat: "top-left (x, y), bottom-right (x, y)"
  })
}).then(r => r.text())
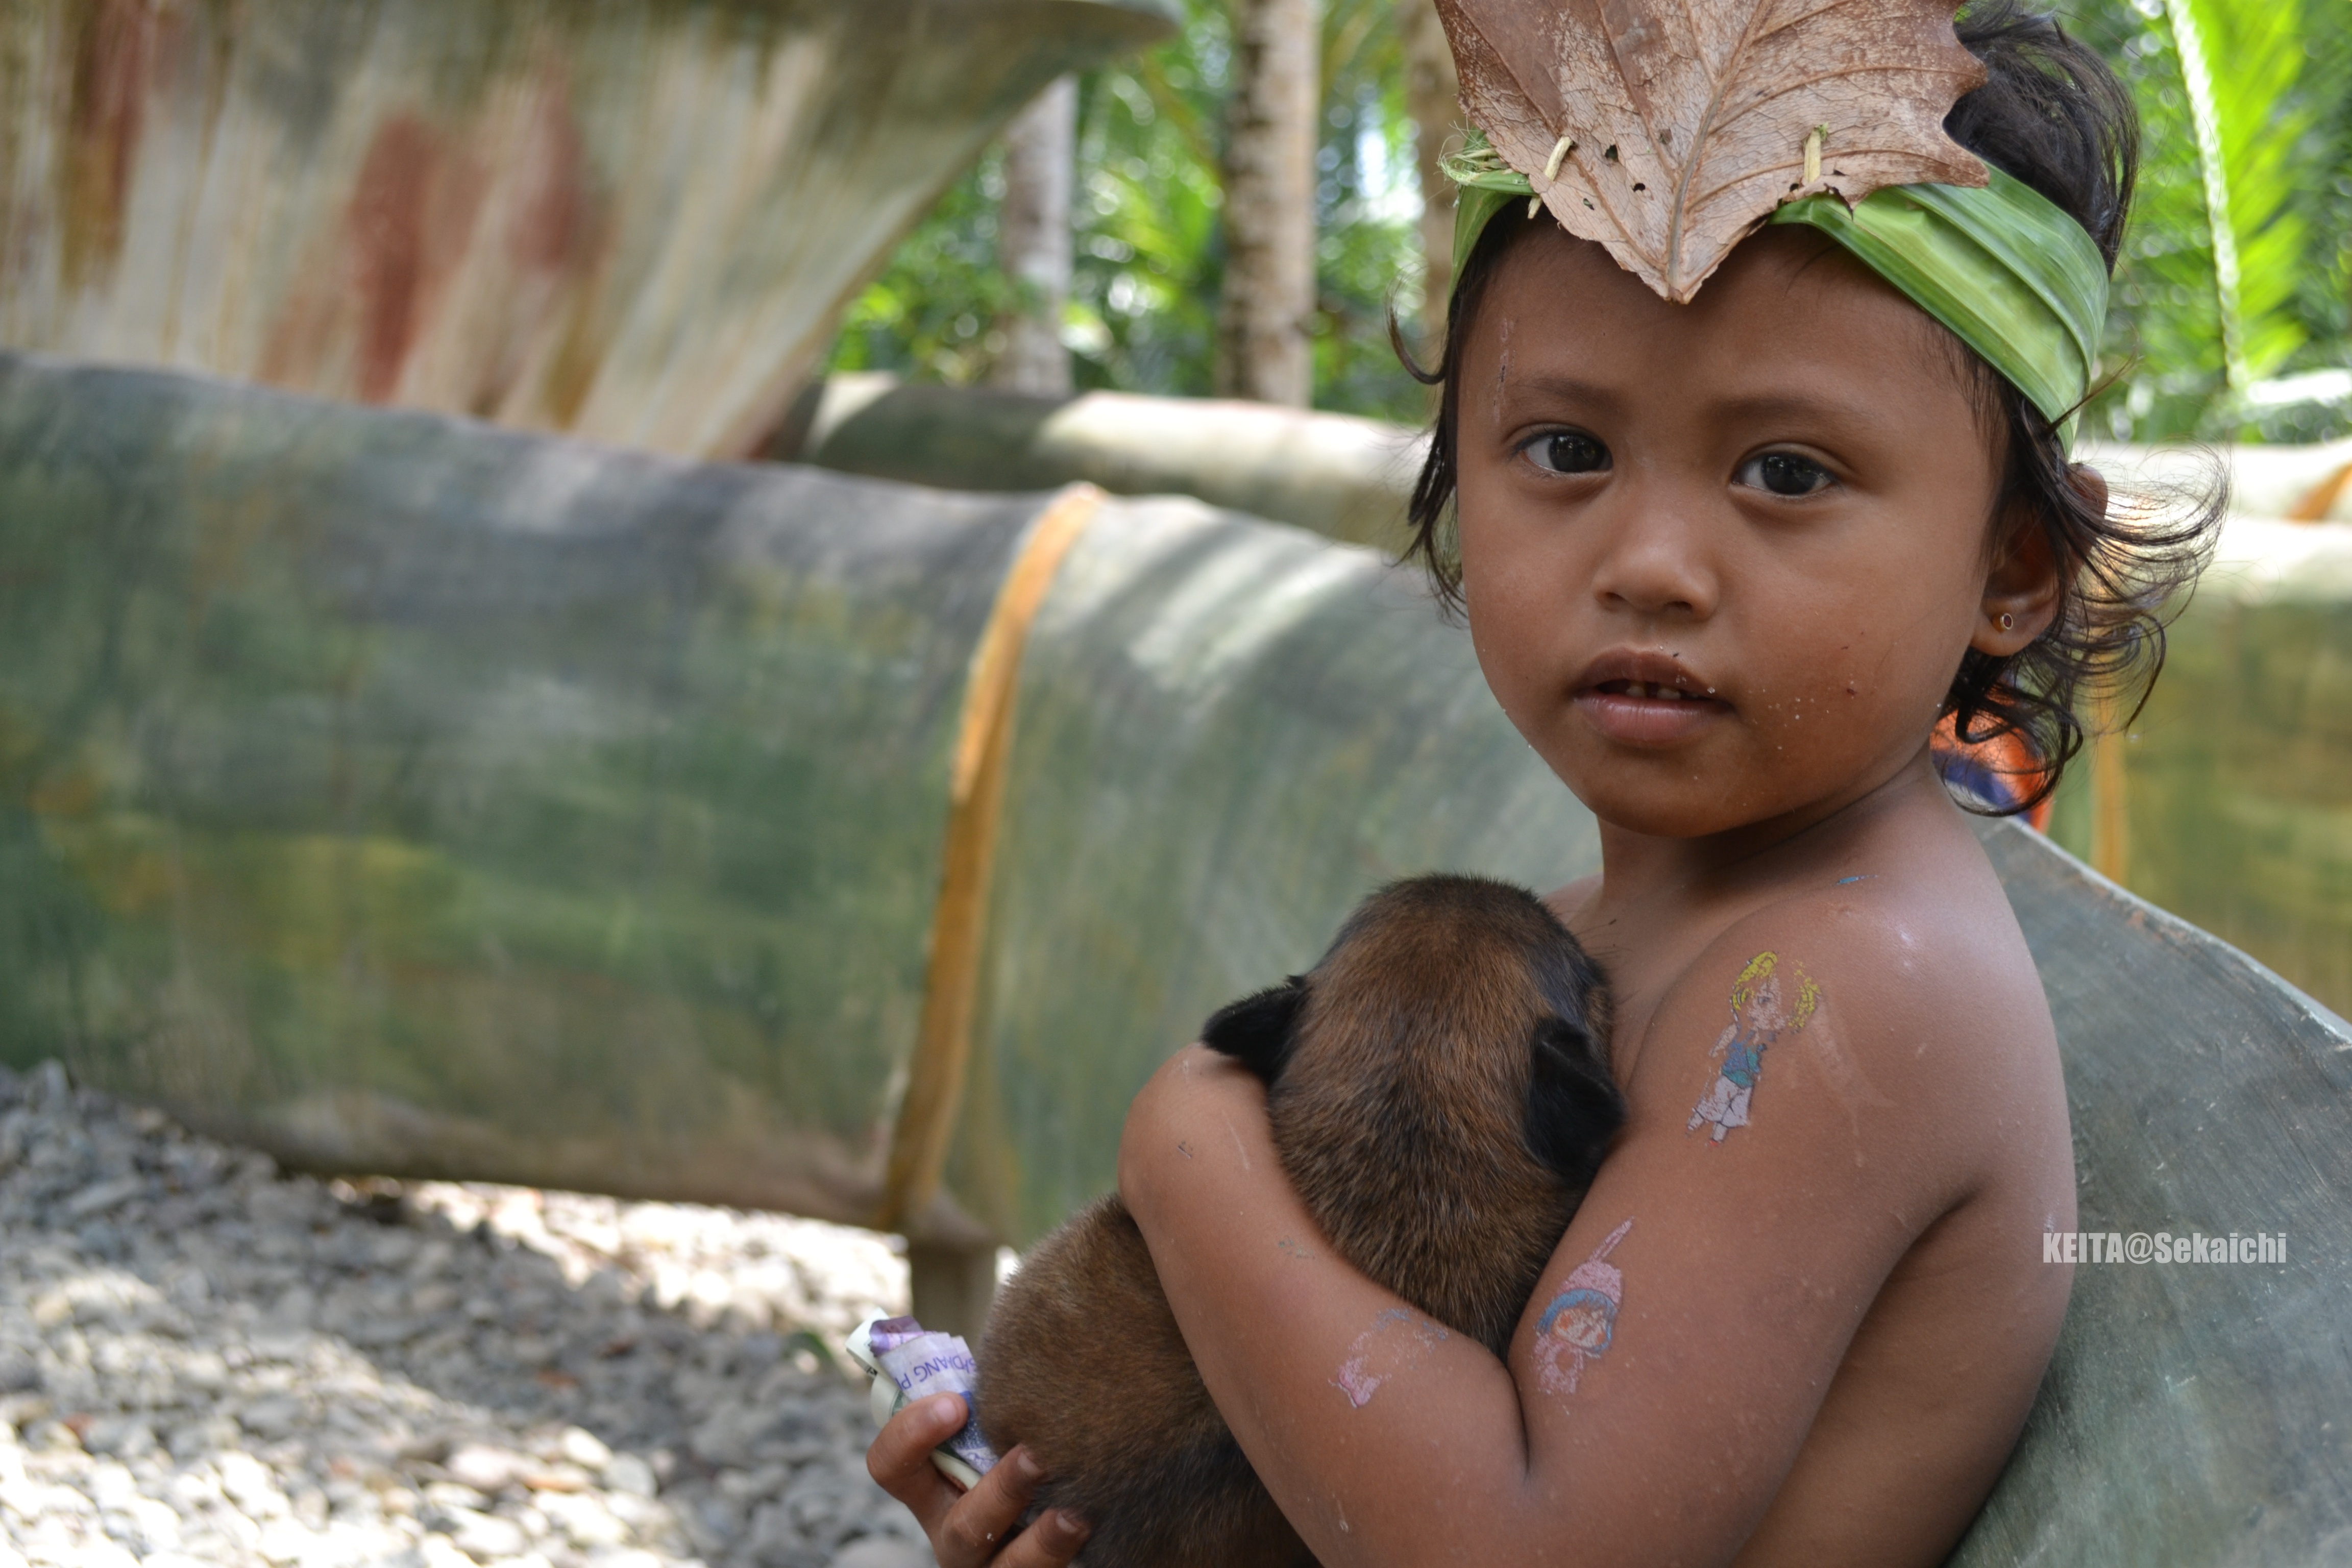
top-left (867, 1405), bottom-right (1086, 1568)
top-left (934, 1446), bottom-right (1072, 1568)
top-left (864, 1394), bottom-right (968, 1529)
top-left (994, 1508), bottom-right (1092, 1568)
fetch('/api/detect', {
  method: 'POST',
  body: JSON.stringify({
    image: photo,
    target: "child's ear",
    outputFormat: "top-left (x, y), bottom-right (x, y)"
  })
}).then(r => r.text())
top-left (1974, 468), bottom-right (2095, 657)
top-left (1199, 977), bottom-right (1308, 1085)
top-left (1526, 1015), bottom-right (1627, 1190)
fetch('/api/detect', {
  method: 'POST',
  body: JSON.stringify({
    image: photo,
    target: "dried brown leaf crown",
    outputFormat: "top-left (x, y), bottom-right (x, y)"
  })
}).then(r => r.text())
top-left (1437, 0), bottom-right (1990, 301)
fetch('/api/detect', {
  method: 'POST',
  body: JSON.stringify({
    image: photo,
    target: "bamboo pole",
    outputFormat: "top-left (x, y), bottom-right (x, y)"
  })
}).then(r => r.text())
top-left (2090, 696), bottom-right (2132, 887)
top-left (876, 484), bottom-right (1106, 1235)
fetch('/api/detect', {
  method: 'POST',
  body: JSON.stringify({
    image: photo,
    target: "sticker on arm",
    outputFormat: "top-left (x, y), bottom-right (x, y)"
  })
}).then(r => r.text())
top-left (1534, 1218), bottom-right (1633, 1396)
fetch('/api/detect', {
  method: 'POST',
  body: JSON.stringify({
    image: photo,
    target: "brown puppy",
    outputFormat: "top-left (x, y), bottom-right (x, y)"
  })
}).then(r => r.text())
top-left (976, 875), bottom-right (1625, 1568)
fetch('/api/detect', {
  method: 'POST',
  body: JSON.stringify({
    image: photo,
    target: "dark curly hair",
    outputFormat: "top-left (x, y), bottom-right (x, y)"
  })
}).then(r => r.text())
top-left (1395, 0), bottom-right (2225, 815)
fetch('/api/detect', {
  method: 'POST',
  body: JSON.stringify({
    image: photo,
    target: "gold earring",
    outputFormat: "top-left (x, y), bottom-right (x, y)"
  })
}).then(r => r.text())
top-left (1998, 612), bottom-right (2015, 632)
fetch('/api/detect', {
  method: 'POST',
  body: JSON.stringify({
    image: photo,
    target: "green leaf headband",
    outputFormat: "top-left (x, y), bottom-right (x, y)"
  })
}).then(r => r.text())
top-left (1441, 133), bottom-right (2108, 439)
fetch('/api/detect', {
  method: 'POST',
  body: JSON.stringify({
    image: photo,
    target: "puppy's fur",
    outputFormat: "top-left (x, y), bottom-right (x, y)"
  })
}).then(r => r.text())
top-left (975, 875), bottom-right (1624, 1568)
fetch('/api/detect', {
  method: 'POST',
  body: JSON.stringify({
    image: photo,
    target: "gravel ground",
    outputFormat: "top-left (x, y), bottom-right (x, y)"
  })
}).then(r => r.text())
top-left (0, 1061), bottom-right (936, 1568)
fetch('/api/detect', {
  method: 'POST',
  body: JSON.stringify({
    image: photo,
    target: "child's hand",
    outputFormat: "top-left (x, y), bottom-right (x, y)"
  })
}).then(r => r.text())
top-left (864, 1393), bottom-right (1090, 1568)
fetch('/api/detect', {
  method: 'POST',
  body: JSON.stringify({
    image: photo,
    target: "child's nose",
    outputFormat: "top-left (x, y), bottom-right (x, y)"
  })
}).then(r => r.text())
top-left (1588, 492), bottom-right (1720, 621)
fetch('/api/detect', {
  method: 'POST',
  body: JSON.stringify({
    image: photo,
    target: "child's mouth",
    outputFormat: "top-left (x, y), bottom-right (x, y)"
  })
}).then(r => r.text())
top-left (1576, 678), bottom-right (1727, 745)
top-left (1595, 680), bottom-right (1699, 701)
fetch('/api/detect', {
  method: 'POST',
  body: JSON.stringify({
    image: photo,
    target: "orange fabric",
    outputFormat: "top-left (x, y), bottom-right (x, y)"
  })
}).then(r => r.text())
top-left (1931, 714), bottom-right (2053, 831)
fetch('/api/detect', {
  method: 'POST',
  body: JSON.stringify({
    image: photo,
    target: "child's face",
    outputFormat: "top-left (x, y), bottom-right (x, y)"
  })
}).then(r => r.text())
top-left (1453, 225), bottom-right (2036, 840)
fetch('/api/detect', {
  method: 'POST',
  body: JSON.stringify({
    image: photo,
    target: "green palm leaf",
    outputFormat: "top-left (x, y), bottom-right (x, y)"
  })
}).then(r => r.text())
top-left (2165, 0), bottom-right (2309, 390)
top-left (2081, 0), bottom-right (2317, 436)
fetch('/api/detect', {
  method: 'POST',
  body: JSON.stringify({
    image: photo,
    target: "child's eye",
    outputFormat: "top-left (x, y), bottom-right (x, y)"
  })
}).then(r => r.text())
top-left (1735, 452), bottom-right (1836, 497)
top-left (1522, 431), bottom-right (1611, 475)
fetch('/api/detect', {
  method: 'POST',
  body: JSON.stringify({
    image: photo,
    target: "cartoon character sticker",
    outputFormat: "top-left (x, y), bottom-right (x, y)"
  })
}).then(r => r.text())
top-left (1686, 950), bottom-right (1820, 1143)
top-left (1332, 1307), bottom-right (1449, 1409)
top-left (1535, 1218), bottom-right (1632, 1396)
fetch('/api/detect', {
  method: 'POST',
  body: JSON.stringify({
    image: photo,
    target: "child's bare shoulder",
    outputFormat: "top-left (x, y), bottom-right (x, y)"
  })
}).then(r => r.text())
top-left (1627, 864), bottom-right (2060, 1193)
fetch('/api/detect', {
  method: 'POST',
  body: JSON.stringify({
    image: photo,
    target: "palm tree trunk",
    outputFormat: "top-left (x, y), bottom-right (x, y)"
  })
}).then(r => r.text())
top-left (1399, 0), bottom-right (1460, 335)
top-left (1217, 0), bottom-right (1319, 406)
top-left (991, 76), bottom-right (1079, 397)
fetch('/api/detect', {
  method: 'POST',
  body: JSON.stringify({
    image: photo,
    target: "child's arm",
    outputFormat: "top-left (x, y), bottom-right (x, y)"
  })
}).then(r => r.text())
top-left (1119, 896), bottom-right (2067, 1568)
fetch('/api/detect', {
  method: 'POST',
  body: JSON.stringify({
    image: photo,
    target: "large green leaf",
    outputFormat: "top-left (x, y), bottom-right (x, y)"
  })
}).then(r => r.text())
top-left (2168, 0), bottom-right (2309, 389)
top-left (2068, 0), bottom-right (2334, 439)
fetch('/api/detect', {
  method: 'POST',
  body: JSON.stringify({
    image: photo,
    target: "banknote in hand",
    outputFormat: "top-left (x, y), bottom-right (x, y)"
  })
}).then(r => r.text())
top-left (847, 1313), bottom-right (1001, 1488)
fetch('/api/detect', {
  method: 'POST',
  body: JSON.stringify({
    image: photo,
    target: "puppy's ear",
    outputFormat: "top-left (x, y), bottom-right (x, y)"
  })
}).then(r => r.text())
top-left (1200, 977), bottom-right (1308, 1085)
top-left (1527, 1015), bottom-right (1627, 1189)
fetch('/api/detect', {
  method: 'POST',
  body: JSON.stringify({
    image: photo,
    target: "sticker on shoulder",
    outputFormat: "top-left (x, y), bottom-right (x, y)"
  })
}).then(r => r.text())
top-left (1686, 951), bottom-right (1820, 1143)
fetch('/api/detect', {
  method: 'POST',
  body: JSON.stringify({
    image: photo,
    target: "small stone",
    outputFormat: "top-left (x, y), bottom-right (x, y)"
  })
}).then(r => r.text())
top-left (744, 1499), bottom-right (802, 1558)
top-left (26, 1419), bottom-right (83, 1454)
top-left (254, 1517), bottom-right (312, 1565)
top-left (409, 1281), bottom-right (461, 1317)
top-left (829, 1540), bottom-right (933, 1568)
top-left (446, 1446), bottom-right (531, 1494)
top-left (237, 1398), bottom-right (304, 1442)
top-left (216, 1450), bottom-right (286, 1513)
top-left (165, 1416), bottom-right (240, 1461)
top-left (371, 1230), bottom-right (421, 1268)
top-left (177, 1350), bottom-right (230, 1393)
top-left (518, 1464), bottom-right (591, 1495)
top-left (557, 1428), bottom-right (612, 1472)
top-left (446, 1508), bottom-right (531, 1562)
top-left (536, 1492), bottom-right (629, 1551)
top-left (424, 1483), bottom-right (493, 1514)
top-left (28, 1060), bottom-right (71, 1113)
top-left (263, 1286), bottom-right (317, 1330)
top-left (112, 1493), bottom-right (189, 1553)
top-left (290, 1483), bottom-right (330, 1529)
top-left (600, 1455), bottom-right (657, 1500)
top-left (688, 1408), bottom-right (770, 1469)
top-left (67, 1540), bottom-right (139, 1568)
top-left (600, 1494), bottom-right (671, 1539)
top-left (80, 1417), bottom-right (155, 1458)
top-left (61, 1176), bottom-right (145, 1222)
top-left (716, 1466), bottom-right (790, 1504)
top-left (507, 1336), bottom-right (559, 1368)
top-left (678, 1492), bottom-right (742, 1552)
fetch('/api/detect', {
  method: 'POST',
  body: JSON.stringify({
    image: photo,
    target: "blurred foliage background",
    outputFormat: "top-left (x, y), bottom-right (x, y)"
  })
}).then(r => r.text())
top-left (829, 0), bottom-right (2352, 442)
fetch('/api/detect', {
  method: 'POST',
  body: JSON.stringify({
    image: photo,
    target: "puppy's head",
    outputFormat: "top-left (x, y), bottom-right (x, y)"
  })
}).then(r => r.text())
top-left (1199, 875), bottom-right (1623, 1190)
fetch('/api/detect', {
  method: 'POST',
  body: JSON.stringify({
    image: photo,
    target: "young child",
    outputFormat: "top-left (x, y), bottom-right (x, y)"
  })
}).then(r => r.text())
top-left (869, 4), bottom-right (2219, 1563)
